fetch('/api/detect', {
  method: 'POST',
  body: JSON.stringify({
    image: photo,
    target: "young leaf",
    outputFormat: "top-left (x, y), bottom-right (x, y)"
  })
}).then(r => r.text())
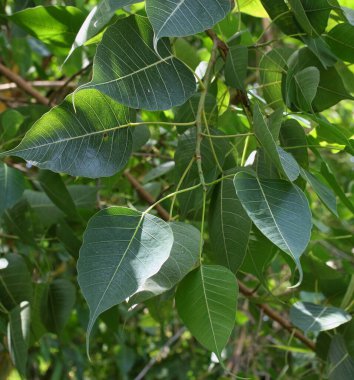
top-left (234, 171), bottom-right (312, 285)
top-left (290, 302), bottom-right (351, 333)
top-left (146, 0), bottom-right (231, 47)
top-left (41, 279), bottom-right (76, 334)
top-left (0, 163), bottom-right (25, 217)
top-left (301, 169), bottom-right (338, 216)
top-left (77, 207), bottom-right (174, 348)
top-left (7, 302), bottom-right (30, 378)
top-left (176, 265), bottom-right (238, 361)
top-left (209, 174), bottom-right (252, 272)
top-left (67, 0), bottom-right (139, 61)
top-left (3, 89), bottom-right (134, 178)
top-left (225, 45), bottom-right (248, 90)
top-left (8, 6), bottom-right (86, 48)
top-left (254, 104), bottom-right (300, 181)
top-left (0, 254), bottom-right (32, 311)
top-left (130, 222), bottom-right (200, 304)
top-left (77, 15), bottom-right (196, 111)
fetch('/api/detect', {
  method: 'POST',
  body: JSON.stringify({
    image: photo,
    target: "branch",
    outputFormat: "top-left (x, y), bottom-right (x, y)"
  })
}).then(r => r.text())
top-left (0, 80), bottom-right (75, 91)
top-left (0, 62), bottom-right (50, 105)
top-left (123, 171), bottom-right (316, 352)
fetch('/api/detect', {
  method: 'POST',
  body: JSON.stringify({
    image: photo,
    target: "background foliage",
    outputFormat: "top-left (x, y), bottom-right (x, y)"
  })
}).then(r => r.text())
top-left (0, 0), bottom-right (353, 379)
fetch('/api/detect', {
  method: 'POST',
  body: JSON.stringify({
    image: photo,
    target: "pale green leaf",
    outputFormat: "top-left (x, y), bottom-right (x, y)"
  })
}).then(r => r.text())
top-left (234, 171), bottom-right (312, 285)
top-left (3, 89), bottom-right (134, 178)
top-left (176, 265), bottom-right (238, 360)
top-left (290, 302), bottom-right (351, 333)
top-left (130, 222), bottom-right (200, 304)
top-left (78, 15), bottom-right (196, 111)
top-left (0, 163), bottom-right (25, 217)
top-left (146, 0), bottom-right (231, 46)
top-left (209, 174), bottom-right (251, 272)
top-left (77, 206), bottom-right (173, 347)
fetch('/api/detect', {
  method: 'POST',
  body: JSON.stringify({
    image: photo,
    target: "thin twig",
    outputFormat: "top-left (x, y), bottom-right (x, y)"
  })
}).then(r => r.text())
top-left (0, 80), bottom-right (75, 91)
top-left (0, 62), bottom-right (50, 105)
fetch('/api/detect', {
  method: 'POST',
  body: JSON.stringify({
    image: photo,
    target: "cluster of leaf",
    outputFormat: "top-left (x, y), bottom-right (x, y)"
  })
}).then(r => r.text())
top-left (0, 0), bottom-right (353, 379)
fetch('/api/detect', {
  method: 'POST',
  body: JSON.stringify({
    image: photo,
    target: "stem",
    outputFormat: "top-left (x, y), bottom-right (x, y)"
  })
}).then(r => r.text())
top-left (201, 132), bottom-right (254, 139)
top-left (240, 135), bottom-right (251, 166)
top-left (202, 111), bottom-right (223, 173)
top-left (199, 191), bottom-right (207, 263)
top-left (195, 40), bottom-right (219, 191)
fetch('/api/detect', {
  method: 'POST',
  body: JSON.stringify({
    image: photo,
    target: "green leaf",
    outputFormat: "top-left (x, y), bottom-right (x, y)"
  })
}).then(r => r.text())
top-left (41, 279), bottom-right (76, 334)
top-left (145, 0), bottom-right (231, 46)
top-left (254, 104), bottom-right (300, 181)
top-left (225, 45), bottom-right (248, 90)
top-left (259, 47), bottom-right (294, 109)
top-left (329, 335), bottom-right (354, 380)
top-left (56, 220), bottom-right (82, 259)
top-left (143, 161), bottom-right (175, 184)
top-left (38, 170), bottom-right (78, 219)
top-left (301, 169), bottom-right (338, 216)
top-left (7, 301), bottom-right (30, 378)
top-left (77, 206), bottom-right (174, 348)
top-left (209, 173), bottom-right (252, 272)
top-left (30, 283), bottom-right (48, 343)
top-left (8, 6), bottom-right (86, 48)
top-left (175, 265), bottom-right (238, 360)
top-left (130, 222), bottom-right (200, 304)
top-left (0, 254), bottom-right (32, 311)
top-left (280, 119), bottom-right (309, 169)
top-left (238, 0), bottom-right (268, 18)
top-left (293, 66), bottom-right (320, 111)
top-left (67, 0), bottom-right (139, 61)
top-left (234, 171), bottom-right (312, 285)
top-left (327, 23), bottom-right (354, 63)
top-left (0, 163), bottom-right (25, 217)
top-left (284, 47), bottom-right (353, 112)
top-left (78, 15), bottom-right (196, 111)
top-left (4, 89), bottom-right (134, 178)
top-left (290, 302), bottom-right (351, 333)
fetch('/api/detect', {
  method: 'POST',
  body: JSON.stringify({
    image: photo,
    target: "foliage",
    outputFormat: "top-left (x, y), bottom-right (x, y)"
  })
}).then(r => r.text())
top-left (0, 0), bottom-right (353, 379)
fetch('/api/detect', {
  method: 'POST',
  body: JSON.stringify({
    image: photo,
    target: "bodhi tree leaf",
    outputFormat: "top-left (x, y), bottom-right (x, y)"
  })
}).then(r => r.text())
top-left (8, 6), bottom-right (86, 48)
top-left (67, 0), bottom-right (139, 62)
top-left (326, 22), bottom-right (354, 63)
top-left (209, 173), bottom-right (252, 272)
top-left (145, 0), bottom-right (231, 48)
top-left (1, 89), bottom-right (134, 178)
top-left (225, 45), bottom-right (248, 90)
top-left (7, 301), bottom-right (30, 378)
top-left (329, 335), bottom-right (354, 380)
top-left (0, 254), bottom-right (32, 311)
top-left (293, 66), bottom-right (320, 111)
top-left (234, 171), bottom-right (312, 285)
top-left (77, 15), bottom-right (196, 111)
top-left (41, 279), bottom-right (76, 334)
top-left (290, 302), bottom-right (351, 333)
top-left (301, 169), bottom-right (338, 216)
top-left (77, 206), bottom-right (173, 350)
top-left (130, 222), bottom-right (200, 304)
top-left (253, 104), bottom-right (300, 181)
top-left (175, 265), bottom-right (238, 360)
top-left (0, 163), bottom-right (25, 217)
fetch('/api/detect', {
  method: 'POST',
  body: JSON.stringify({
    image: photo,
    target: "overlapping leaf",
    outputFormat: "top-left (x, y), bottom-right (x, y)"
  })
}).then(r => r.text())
top-left (130, 222), bottom-right (200, 304)
top-left (77, 15), bottom-right (196, 111)
top-left (234, 171), bottom-right (312, 285)
top-left (225, 45), bottom-right (248, 90)
top-left (146, 0), bottom-right (231, 46)
top-left (290, 302), bottom-right (351, 333)
top-left (77, 207), bottom-right (174, 346)
top-left (209, 173), bottom-right (251, 272)
top-left (2, 89), bottom-right (134, 178)
top-left (176, 265), bottom-right (238, 360)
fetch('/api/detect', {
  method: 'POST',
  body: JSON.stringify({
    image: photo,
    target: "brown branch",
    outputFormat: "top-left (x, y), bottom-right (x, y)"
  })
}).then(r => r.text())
top-left (0, 80), bottom-right (75, 91)
top-left (0, 62), bottom-right (50, 105)
top-left (123, 171), bottom-right (316, 352)
top-left (123, 170), bottom-right (170, 221)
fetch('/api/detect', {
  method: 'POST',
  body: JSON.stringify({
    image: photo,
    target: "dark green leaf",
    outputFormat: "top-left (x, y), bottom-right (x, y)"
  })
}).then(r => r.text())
top-left (225, 45), bottom-right (248, 90)
top-left (176, 265), bottom-right (238, 360)
top-left (234, 171), bottom-right (312, 285)
top-left (329, 335), bottom-right (354, 380)
top-left (78, 15), bottom-right (196, 111)
top-left (327, 22), bottom-right (354, 63)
